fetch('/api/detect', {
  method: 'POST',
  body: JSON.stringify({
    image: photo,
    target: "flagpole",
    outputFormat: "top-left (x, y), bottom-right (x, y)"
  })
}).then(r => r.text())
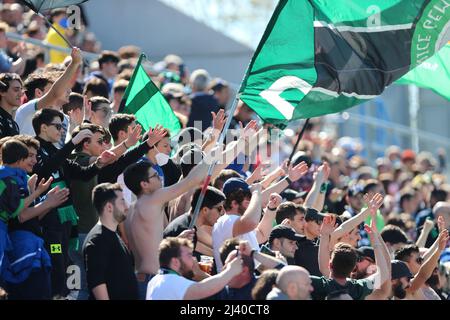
top-left (188, 96), bottom-right (240, 229)
top-left (287, 118), bottom-right (310, 165)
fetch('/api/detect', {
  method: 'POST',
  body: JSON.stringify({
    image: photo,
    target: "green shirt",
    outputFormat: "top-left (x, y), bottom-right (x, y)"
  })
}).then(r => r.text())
top-left (0, 177), bottom-right (25, 223)
top-left (310, 276), bottom-right (374, 300)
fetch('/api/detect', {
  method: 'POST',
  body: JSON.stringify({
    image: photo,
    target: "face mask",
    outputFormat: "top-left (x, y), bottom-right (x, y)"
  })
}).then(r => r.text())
top-left (155, 152), bottom-right (170, 166)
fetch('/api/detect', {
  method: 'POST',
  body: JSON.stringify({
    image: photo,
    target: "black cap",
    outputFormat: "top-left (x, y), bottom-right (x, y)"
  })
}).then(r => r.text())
top-left (280, 189), bottom-right (307, 202)
top-left (304, 208), bottom-right (326, 223)
top-left (356, 246), bottom-right (375, 262)
top-left (269, 225), bottom-right (302, 244)
top-left (391, 260), bottom-right (413, 280)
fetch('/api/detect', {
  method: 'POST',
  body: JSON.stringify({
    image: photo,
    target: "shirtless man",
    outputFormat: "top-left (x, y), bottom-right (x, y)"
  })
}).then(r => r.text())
top-left (123, 121), bottom-right (258, 299)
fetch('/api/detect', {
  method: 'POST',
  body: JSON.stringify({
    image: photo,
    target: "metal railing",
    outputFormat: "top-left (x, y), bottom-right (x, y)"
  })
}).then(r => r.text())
top-left (6, 31), bottom-right (99, 61)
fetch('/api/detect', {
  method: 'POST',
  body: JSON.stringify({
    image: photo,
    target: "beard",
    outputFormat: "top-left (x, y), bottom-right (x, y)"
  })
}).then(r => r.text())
top-left (393, 283), bottom-right (407, 299)
top-left (113, 208), bottom-right (126, 223)
top-left (354, 269), bottom-right (367, 280)
top-left (179, 260), bottom-right (194, 279)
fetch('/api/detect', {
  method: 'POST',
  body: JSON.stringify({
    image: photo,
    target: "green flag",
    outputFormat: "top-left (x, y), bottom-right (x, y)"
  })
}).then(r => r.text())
top-left (396, 43), bottom-right (450, 100)
top-left (239, 0), bottom-right (450, 127)
top-left (119, 54), bottom-right (181, 135)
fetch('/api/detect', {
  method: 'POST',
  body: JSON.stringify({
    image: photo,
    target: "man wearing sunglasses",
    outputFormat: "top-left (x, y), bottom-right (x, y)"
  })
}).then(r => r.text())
top-left (393, 229), bottom-right (449, 299)
top-left (164, 186), bottom-right (226, 261)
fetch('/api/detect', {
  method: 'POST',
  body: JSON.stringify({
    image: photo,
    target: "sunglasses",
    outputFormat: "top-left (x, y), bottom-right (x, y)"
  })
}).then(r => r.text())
top-left (416, 257), bottom-right (424, 264)
top-left (49, 123), bottom-right (63, 130)
top-left (212, 205), bottom-right (224, 212)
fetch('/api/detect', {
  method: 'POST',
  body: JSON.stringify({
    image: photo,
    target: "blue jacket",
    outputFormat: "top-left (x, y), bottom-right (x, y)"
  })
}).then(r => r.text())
top-left (3, 230), bottom-right (51, 284)
top-left (0, 220), bottom-right (12, 280)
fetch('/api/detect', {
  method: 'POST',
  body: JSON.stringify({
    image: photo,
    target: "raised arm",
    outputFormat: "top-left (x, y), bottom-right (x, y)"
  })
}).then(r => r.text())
top-left (202, 109), bottom-right (226, 153)
top-left (239, 240), bottom-right (286, 269)
top-left (232, 183), bottom-right (262, 237)
top-left (365, 212), bottom-right (390, 290)
top-left (408, 229), bottom-right (449, 294)
top-left (304, 162), bottom-right (330, 211)
top-left (255, 193), bottom-right (282, 244)
top-left (331, 193), bottom-right (383, 243)
top-left (416, 219), bottom-right (434, 248)
top-left (260, 161), bottom-right (309, 205)
top-left (422, 216), bottom-right (445, 261)
top-left (38, 48), bottom-right (82, 109)
top-left (318, 215), bottom-right (336, 277)
top-left (184, 256), bottom-right (243, 300)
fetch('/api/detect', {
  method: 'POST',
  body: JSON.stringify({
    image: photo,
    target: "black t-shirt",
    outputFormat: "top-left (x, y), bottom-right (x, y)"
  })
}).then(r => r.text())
top-left (163, 213), bottom-right (200, 260)
top-left (161, 159), bottom-right (182, 187)
top-left (83, 224), bottom-right (138, 300)
top-left (0, 106), bottom-right (20, 138)
top-left (290, 236), bottom-right (322, 276)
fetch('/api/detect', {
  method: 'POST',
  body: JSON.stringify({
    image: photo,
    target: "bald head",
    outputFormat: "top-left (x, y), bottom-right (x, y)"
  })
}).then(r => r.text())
top-left (433, 201), bottom-right (450, 227)
top-left (276, 266), bottom-right (313, 300)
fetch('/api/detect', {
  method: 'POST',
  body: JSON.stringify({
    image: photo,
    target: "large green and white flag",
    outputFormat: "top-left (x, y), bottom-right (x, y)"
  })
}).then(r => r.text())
top-left (119, 54), bottom-right (181, 135)
top-left (239, 0), bottom-right (450, 127)
top-left (396, 42), bottom-right (450, 100)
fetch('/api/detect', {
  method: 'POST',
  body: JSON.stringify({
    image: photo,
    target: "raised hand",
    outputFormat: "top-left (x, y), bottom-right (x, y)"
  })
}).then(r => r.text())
top-left (97, 150), bottom-right (116, 167)
top-left (146, 125), bottom-right (167, 147)
top-left (240, 120), bottom-right (258, 140)
top-left (36, 176), bottom-right (53, 195)
top-left (45, 186), bottom-right (70, 208)
top-left (364, 193), bottom-right (383, 216)
top-left (71, 47), bottom-right (83, 66)
top-left (238, 240), bottom-right (252, 256)
top-left (72, 129), bottom-right (93, 145)
top-left (226, 256), bottom-right (243, 277)
top-left (287, 161), bottom-right (309, 181)
top-left (320, 214), bottom-right (337, 236)
top-left (314, 162), bottom-right (330, 183)
top-left (267, 193), bottom-right (282, 210)
top-left (250, 164), bottom-right (264, 182)
top-left (211, 109), bottom-right (227, 132)
top-left (178, 229), bottom-right (195, 241)
top-left (125, 124), bottom-right (142, 148)
top-left (438, 229), bottom-right (449, 251)
top-left (27, 174), bottom-right (38, 194)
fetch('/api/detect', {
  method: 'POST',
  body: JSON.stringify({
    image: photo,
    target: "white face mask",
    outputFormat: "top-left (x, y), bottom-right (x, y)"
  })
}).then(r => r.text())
top-left (155, 151), bottom-right (170, 166)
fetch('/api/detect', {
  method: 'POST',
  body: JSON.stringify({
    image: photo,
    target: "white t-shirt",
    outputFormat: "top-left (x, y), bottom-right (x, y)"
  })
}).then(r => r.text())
top-left (212, 213), bottom-right (260, 272)
top-left (15, 99), bottom-right (39, 136)
top-left (146, 273), bottom-right (195, 300)
top-left (15, 99), bottom-right (69, 148)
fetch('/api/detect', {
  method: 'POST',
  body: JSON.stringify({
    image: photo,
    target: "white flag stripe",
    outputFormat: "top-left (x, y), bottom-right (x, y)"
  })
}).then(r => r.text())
top-left (314, 20), bottom-right (413, 33)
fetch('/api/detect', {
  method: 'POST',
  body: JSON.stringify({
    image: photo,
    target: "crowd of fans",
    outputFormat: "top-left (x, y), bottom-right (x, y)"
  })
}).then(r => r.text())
top-left (0, 1), bottom-right (449, 301)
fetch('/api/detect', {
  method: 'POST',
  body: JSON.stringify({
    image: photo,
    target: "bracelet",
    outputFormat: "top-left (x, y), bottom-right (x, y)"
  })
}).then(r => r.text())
top-left (123, 141), bottom-right (129, 149)
top-left (320, 181), bottom-right (330, 194)
top-left (250, 249), bottom-right (257, 259)
top-left (267, 206), bottom-right (277, 211)
top-left (285, 176), bottom-right (293, 185)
